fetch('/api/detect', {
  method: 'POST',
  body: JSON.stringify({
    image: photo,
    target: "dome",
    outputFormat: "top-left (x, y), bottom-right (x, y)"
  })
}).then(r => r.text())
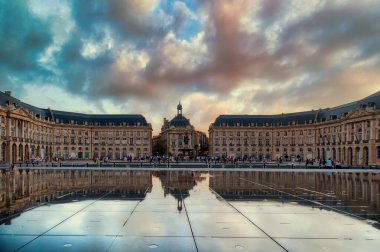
top-left (169, 114), bottom-right (190, 127)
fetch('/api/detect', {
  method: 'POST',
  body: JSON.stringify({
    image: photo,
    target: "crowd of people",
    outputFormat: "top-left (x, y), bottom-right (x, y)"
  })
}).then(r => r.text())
top-left (13, 154), bottom-right (344, 169)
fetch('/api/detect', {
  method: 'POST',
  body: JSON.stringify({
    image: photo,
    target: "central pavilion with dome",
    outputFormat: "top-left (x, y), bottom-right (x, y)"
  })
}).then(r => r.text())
top-left (153, 102), bottom-right (208, 158)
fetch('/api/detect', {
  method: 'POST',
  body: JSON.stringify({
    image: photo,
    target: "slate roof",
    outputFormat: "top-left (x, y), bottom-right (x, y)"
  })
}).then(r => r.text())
top-left (169, 114), bottom-right (191, 127)
top-left (0, 91), bottom-right (51, 119)
top-left (213, 91), bottom-right (380, 126)
top-left (0, 91), bottom-right (149, 126)
top-left (214, 111), bottom-right (316, 127)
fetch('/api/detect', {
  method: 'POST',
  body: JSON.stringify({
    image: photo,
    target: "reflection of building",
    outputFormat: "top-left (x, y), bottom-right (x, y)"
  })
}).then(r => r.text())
top-left (157, 171), bottom-right (196, 211)
top-left (209, 171), bottom-right (380, 215)
top-left (153, 102), bottom-right (208, 157)
top-left (0, 169), bottom-right (152, 216)
top-left (209, 92), bottom-right (380, 166)
top-left (0, 91), bottom-right (152, 163)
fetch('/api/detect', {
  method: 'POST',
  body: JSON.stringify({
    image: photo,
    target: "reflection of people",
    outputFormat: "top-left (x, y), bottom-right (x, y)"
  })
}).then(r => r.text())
top-left (326, 158), bottom-right (332, 168)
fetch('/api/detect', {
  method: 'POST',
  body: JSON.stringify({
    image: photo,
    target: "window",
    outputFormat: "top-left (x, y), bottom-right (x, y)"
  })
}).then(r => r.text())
top-left (298, 136), bottom-right (303, 145)
top-left (307, 136), bottom-right (313, 145)
top-left (358, 128), bottom-right (362, 141)
top-left (229, 138), bottom-right (234, 145)
top-left (291, 137), bottom-right (295, 145)
top-left (276, 138), bottom-right (280, 146)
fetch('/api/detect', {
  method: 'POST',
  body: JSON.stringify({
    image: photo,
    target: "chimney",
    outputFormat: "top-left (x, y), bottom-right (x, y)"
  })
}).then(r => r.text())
top-left (5, 91), bottom-right (12, 96)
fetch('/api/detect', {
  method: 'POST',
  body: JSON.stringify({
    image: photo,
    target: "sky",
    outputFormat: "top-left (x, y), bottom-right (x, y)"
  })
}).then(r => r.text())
top-left (1, 0), bottom-right (380, 135)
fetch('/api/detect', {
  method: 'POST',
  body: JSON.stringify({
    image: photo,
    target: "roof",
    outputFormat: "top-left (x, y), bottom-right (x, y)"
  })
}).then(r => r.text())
top-left (169, 114), bottom-right (191, 127)
top-left (213, 91), bottom-right (380, 126)
top-left (0, 91), bottom-right (149, 126)
top-left (214, 111), bottom-right (316, 127)
top-left (0, 91), bottom-right (51, 119)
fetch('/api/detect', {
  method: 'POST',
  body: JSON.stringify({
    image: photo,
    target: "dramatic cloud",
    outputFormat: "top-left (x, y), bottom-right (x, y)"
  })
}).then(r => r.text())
top-left (1, 0), bottom-right (380, 134)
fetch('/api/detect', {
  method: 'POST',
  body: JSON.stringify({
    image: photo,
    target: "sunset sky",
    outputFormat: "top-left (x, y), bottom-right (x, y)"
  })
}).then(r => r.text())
top-left (1, 0), bottom-right (380, 135)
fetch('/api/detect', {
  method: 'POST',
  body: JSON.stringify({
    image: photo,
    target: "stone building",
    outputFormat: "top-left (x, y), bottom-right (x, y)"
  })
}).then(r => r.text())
top-left (209, 92), bottom-right (380, 166)
top-left (153, 102), bottom-right (208, 157)
top-left (0, 91), bottom-right (152, 163)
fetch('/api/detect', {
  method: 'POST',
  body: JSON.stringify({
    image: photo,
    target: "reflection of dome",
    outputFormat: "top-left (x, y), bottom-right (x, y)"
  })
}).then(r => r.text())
top-left (169, 114), bottom-right (190, 127)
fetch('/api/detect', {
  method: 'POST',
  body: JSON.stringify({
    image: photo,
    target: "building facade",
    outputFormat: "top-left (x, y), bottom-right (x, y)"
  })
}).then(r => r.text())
top-left (209, 92), bottom-right (380, 166)
top-left (0, 91), bottom-right (152, 163)
top-left (153, 103), bottom-right (208, 157)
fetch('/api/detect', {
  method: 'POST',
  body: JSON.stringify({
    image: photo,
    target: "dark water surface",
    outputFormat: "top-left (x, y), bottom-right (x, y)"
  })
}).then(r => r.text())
top-left (0, 169), bottom-right (379, 251)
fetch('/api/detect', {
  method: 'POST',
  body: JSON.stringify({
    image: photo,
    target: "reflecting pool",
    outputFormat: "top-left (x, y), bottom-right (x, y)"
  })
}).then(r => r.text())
top-left (0, 169), bottom-right (379, 251)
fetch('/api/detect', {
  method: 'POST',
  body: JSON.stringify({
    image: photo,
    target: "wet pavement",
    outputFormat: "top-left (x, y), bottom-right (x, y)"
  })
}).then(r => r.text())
top-left (0, 169), bottom-right (379, 251)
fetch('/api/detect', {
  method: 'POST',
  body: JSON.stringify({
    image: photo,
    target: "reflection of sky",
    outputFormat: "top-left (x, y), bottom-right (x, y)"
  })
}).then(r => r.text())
top-left (231, 200), bottom-right (380, 239)
top-left (2, 1), bottom-right (380, 134)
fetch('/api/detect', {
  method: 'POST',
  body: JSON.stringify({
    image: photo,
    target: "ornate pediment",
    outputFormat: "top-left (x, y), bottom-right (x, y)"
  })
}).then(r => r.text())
top-left (9, 107), bottom-right (33, 119)
top-left (344, 108), bottom-right (373, 120)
